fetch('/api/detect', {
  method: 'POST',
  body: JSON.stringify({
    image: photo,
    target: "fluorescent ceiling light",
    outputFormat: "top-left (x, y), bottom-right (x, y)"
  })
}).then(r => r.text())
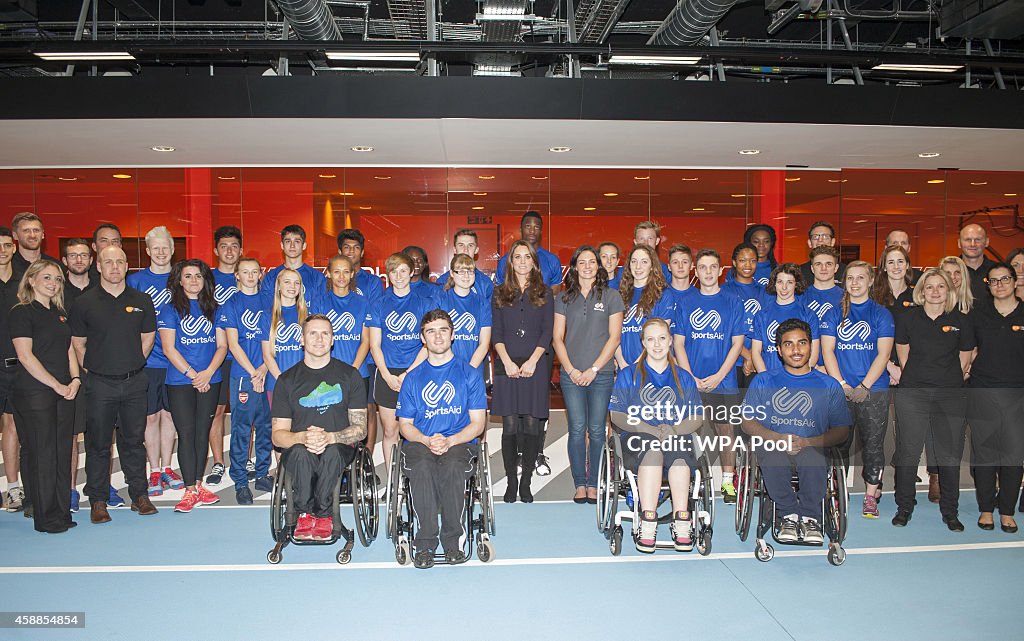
top-left (872, 64), bottom-right (962, 73)
top-left (918, 152), bottom-right (941, 158)
top-left (327, 52), bottom-right (419, 62)
top-left (609, 55), bottom-right (702, 66)
top-left (36, 51), bottom-right (135, 61)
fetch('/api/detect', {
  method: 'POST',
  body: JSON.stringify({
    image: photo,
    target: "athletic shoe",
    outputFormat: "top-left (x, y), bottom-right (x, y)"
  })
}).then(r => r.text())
top-left (862, 495), bottom-right (879, 519)
top-left (205, 462), bottom-right (226, 485)
top-left (70, 489), bottom-right (80, 513)
top-left (636, 511), bottom-right (658, 553)
top-left (721, 481), bottom-right (737, 505)
top-left (147, 472), bottom-right (163, 497)
top-left (254, 475), bottom-right (274, 493)
top-left (107, 486), bottom-right (126, 508)
top-left (195, 484), bottom-right (220, 506)
top-left (445, 549), bottom-right (468, 565)
top-left (413, 550), bottom-right (435, 569)
top-left (5, 487), bottom-right (24, 512)
top-left (671, 512), bottom-right (693, 551)
top-left (311, 516), bottom-right (334, 541)
top-left (3, 487), bottom-right (23, 511)
top-left (245, 459), bottom-right (256, 481)
top-left (235, 486), bottom-right (253, 505)
top-left (776, 516), bottom-right (800, 543)
top-left (293, 513), bottom-right (316, 540)
top-left (801, 518), bottom-right (824, 545)
top-left (161, 468), bottom-right (185, 490)
top-left (535, 453), bottom-right (552, 477)
top-left (174, 489), bottom-right (201, 513)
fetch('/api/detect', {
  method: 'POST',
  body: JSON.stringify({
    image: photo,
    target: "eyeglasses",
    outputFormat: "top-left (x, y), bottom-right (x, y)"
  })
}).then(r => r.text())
top-left (453, 269), bottom-right (475, 277)
top-left (65, 253), bottom-right (90, 260)
top-left (810, 233), bottom-right (833, 241)
top-left (988, 275), bottom-right (1014, 286)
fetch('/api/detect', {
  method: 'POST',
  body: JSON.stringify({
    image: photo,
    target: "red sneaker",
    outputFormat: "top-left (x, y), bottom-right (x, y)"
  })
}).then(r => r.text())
top-left (311, 516), bottom-right (334, 541)
top-left (294, 513), bottom-right (316, 540)
top-left (147, 472), bottom-right (163, 497)
top-left (195, 484), bottom-right (220, 506)
top-left (174, 489), bottom-right (200, 513)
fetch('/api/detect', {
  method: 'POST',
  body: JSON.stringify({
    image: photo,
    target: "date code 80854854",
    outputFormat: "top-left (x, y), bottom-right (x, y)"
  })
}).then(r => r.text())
top-left (0, 612), bottom-right (85, 628)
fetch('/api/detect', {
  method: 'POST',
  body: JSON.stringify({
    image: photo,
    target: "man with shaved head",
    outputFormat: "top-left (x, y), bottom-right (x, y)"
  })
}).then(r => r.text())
top-left (70, 246), bottom-right (159, 523)
top-left (958, 223), bottom-right (997, 304)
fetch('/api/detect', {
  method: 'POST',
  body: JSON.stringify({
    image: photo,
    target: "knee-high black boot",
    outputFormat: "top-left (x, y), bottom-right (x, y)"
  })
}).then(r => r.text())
top-left (520, 417), bottom-right (543, 503)
top-left (501, 418), bottom-right (519, 503)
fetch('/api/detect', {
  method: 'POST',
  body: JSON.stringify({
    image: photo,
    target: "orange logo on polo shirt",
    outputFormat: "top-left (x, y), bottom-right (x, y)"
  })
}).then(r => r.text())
top-left (942, 325), bottom-right (959, 333)
top-left (902, 301), bottom-right (916, 308)
top-left (58, 315), bottom-right (66, 323)
top-left (1012, 325), bottom-right (1023, 332)
top-left (125, 306), bottom-right (142, 313)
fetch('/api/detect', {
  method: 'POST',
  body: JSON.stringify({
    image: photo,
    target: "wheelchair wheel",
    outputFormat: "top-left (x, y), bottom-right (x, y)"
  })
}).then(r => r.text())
top-left (386, 444), bottom-right (401, 540)
top-left (477, 536), bottom-right (495, 563)
top-left (336, 549), bottom-right (352, 565)
top-left (478, 442), bottom-right (496, 537)
top-left (596, 437), bottom-right (614, 534)
top-left (395, 540), bottom-right (412, 566)
top-left (828, 542), bottom-right (846, 567)
top-left (609, 525), bottom-right (623, 556)
top-left (827, 459), bottom-right (849, 544)
top-left (269, 464), bottom-right (289, 541)
top-left (352, 446), bottom-right (379, 547)
top-left (755, 542), bottom-right (774, 562)
top-left (267, 550), bottom-right (282, 564)
top-left (695, 456), bottom-right (714, 556)
top-left (696, 532), bottom-right (712, 556)
top-left (736, 450), bottom-right (756, 542)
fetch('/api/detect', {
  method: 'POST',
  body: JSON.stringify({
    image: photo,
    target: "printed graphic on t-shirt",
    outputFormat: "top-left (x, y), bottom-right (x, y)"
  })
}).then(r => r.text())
top-left (300, 381), bottom-right (344, 414)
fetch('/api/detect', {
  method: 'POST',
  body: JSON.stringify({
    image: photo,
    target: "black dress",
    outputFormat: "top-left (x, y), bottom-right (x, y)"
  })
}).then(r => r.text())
top-left (491, 289), bottom-right (554, 420)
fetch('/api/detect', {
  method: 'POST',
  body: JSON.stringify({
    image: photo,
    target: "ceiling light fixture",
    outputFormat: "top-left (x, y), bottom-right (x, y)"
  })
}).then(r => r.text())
top-left (827, 179), bottom-right (848, 183)
top-left (692, 208), bottom-right (705, 211)
top-left (318, 174), bottom-right (337, 178)
top-left (478, 175), bottom-right (496, 180)
top-left (583, 207), bottom-right (596, 211)
top-left (603, 192), bottom-right (618, 197)
top-left (338, 192), bottom-right (354, 196)
top-left (57, 177), bottom-right (78, 182)
top-left (730, 194), bottom-right (746, 198)
top-left (217, 176), bottom-right (236, 180)
top-left (1005, 193), bottom-right (1018, 197)
top-left (112, 173), bottom-right (132, 179)
top-left (350, 146), bottom-right (374, 152)
top-left (36, 51), bottom-right (135, 61)
top-left (357, 206), bottom-right (372, 210)
top-left (373, 175), bottom-right (391, 180)
top-left (918, 152), bottom-right (941, 158)
top-left (785, 177), bottom-right (801, 182)
top-left (738, 149), bottom-right (761, 155)
top-left (532, 175), bottom-right (548, 180)
top-left (681, 177), bottom-right (699, 181)
top-left (327, 51), bottom-right (419, 62)
top-left (548, 147), bottom-right (572, 153)
top-left (927, 179), bottom-right (945, 184)
top-left (634, 176), bottom-right (650, 180)
top-left (970, 182), bottom-right (988, 186)
top-left (473, 192), bottom-right (488, 196)
top-left (873, 64), bottom-right (962, 73)
top-left (471, 206), bottom-right (485, 210)
top-left (904, 191), bottom-right (918, 195)
top-left (150, 146), bottom-right (175, 152)
top-left (608, 55), bottom-right (701, 66)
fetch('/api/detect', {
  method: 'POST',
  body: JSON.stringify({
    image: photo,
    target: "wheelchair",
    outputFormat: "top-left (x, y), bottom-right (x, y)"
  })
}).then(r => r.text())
top-left (596, 431), bottom-right (715, 556)
top-left (734, 444), bottom-right (848, 566)
top-left (385, 440), bottom-right (496, 565)
top-left (267, 443), bottom-right (379, 565)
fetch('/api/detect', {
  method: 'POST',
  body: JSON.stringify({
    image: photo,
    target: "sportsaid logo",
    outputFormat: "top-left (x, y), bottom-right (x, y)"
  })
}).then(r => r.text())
top-left (240, 309), bottom-right (263, 333)
top-left (639, 383), bottom-right (676, 407)
top-left (214, 284), bottom-right (238, 305)
top-left (744, 298), bottom-right (762, 316)
top-left (757, 276), bottom-right (769, 287)
top-left (384, 310), bottom-right (418, 335)
top-left (765, 320), bottom-right (780, 351)
top-left (770, 387), bottom-right (815, 429)
top-left (145, 286), bottom-right (172, 309)
top-left (450, 311), bottom-right (477, 333)
top-left (837, 319), bottom-right (872, 342)
top-left (422, 380), bottom-right (461, 420)
top-left (623, 304), bottom-right (644, 332)
top-left (807, 300), bottom-right (833, 320)
top-left (275, 322), bottom-right (302, 351)
top-left (689, 308), bottom-right (722, 332)
top-left (326, 310), bottom-right (356, 333)
top-left (179, 314), bottom-right (214, 346)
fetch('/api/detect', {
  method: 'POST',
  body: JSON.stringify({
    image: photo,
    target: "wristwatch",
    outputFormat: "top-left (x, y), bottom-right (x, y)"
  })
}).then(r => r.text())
top-left (591, 366), bottom-right (598, 373)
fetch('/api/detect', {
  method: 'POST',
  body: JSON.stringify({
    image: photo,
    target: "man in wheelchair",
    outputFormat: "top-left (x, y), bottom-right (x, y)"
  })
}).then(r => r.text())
top-left (608, 318), bottom-right (705, 553)
top-left (741, 318), bottom-right (850, 545)
top-left (271, 314), bottom-right (367, 542)
top-left (396, 309), bottom-right (487, 569)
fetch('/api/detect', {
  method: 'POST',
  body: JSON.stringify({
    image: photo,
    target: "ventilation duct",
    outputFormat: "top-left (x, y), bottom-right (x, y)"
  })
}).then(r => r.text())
top-left (276, 0), bottom-right (342, 40)
top-left (648, 0), bottom-right (740, 46)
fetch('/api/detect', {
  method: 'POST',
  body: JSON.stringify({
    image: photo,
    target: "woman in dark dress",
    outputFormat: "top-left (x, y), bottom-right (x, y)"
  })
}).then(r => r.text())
top-left (10, 260), bottom-right (80, 533)
top-left (492, 240), bottom-right (554, 503)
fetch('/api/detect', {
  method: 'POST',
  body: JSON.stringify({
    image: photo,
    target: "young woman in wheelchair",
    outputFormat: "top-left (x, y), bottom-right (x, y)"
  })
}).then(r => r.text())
top-left (608, 318), bottom-right (704, 553)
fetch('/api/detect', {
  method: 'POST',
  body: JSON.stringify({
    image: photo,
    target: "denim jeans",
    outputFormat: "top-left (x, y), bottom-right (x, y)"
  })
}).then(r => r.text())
top-left (562, 369), bottom-right (614, 488)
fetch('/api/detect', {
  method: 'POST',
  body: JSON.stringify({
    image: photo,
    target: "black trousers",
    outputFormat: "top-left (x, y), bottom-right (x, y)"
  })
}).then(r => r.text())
top-left (968, 387), bottom-right (1024, 516)
top-left (893, 387), bottom-right (967, 519)
top-left (848, 391), bottom-right (891, 487)
top-left (12, 387), bottom-right (74, 532)
top-left (402, 442), bottom-right (475, 554)
top-left (284, 443), bottom-right (354, 517)
top-left (167, 383), bottom-right (222, 488)
top-left (85, 372), bottom-right (149, 504)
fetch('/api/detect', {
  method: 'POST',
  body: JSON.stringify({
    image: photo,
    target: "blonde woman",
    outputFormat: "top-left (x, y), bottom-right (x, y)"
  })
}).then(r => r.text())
top-left (940, 256), bottom-right (974, 314)
top-left (260, 268), bottom-right (308, 401)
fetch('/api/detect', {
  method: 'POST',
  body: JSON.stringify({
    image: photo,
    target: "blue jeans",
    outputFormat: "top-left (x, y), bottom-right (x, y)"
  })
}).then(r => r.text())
top-left (228, 375), bottom-right (272, 488)
top-left (562, 369), bottom-right (614, 488)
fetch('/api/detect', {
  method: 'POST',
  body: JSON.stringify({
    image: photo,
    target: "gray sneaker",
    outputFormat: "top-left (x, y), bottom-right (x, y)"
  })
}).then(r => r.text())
top-left (777, 516), bottom-right (800, 543)
top-left (205, 462), bottom-right (226, 485)
top-left (801, 518), bottom-right (824, 545)
top-left (4, 487), bottom-right (24, 512)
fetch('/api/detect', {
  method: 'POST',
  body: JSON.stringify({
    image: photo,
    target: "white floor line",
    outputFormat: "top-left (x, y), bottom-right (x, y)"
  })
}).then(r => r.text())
top-left (3, 540), bottom-right (1022, 575)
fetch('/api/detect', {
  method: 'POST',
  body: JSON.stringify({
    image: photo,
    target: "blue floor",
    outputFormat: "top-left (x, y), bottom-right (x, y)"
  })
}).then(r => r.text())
top-left (1, 491), bottom-right (1021, 641)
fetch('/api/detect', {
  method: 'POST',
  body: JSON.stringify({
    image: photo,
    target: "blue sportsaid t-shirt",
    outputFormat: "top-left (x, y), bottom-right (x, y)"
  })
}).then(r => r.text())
top-left (410, 279), bottom-right (442, 301)
top-left (365, 288), bottom-right (437, 369)
top-left (436, 268), bottom-right (494, 302)
top-left (312, 290), bottom-right (370, 377)
top-left (212, 269), bottom-right (238, 306)
top-left (821, 300), bottom-right (895, 391)
top-left (157, 299), bottom-right (224, 386)
top-left (721, 279), bottom-right (768, 368)
top-left (396, 357), bottom-right (487, 438)
top-left (801, 286), bottom-right (844, 366)
top-left (353, 269), bottom-right (384, 369)
top-left (259, 304), bottom-right (303, 392)
top-left (742, 368), bottom-right (851, 438)
top-left (609, 362), bottom-right (701, 421)
top-left (673, 290), bottom-right (747, 391)
top-left (620, 287), bottom-right (676, 366)
top-left (127, 267), bottom-right (171, 369)
top-left (437, 288), bottom-right (492, 370)
top-left (495, 247), bottom-right (563, 287)
top-left (752, 300), bottom-right (821, 371)
top-left (260, 263), bottom-right (325, 310)
top-left (219, 291), bottom-right (266, 380)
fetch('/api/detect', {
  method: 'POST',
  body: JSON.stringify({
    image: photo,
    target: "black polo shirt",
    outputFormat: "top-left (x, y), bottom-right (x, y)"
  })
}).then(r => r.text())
top-left (63, 275), bottom-right (96, 313)
top-left (895, 306), bottom-right (974, 388)
top-left (69, 284), bottom-right (156, 375)
top-left (965, 256), bottom-right (998, 306)
top-left (0, 273), bottom-right (19, 362)
top-left (8, 301), bottom-right (72, 391)
top-left (967, 299), bottom-right (1024, 388)
top-left (11, 251), bottom-right (62, 282)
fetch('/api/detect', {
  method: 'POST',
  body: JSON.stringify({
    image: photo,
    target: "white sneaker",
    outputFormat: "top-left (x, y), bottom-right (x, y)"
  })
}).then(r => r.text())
top-left (801, 517), bottom-right (824, 545)
top-left (777, 516), bottom-right (800, 543)
top-left (636, 511), bottom-right (658, 553)
top-left (4, 487), bottom-right (24, 512)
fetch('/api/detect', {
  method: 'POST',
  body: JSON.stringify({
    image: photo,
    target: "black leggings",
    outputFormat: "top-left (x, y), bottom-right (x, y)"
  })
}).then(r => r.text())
top-left (167, 383), bottom-right (222, 487)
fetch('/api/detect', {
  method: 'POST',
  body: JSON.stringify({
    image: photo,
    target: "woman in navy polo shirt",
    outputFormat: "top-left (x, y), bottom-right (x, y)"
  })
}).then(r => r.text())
top-left (821, 261), bottom-right (895, 519)
top-left (158, 259), bottom-right (228, 513)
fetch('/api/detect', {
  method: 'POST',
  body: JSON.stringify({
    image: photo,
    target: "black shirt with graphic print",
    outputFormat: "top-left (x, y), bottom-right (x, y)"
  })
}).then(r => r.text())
top-left (272, 359), bottom-right (366, 433)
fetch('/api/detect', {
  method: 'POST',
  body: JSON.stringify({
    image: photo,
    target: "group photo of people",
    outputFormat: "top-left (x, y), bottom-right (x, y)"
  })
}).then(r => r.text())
top-left (0, 207), bottom-right (1022, 566)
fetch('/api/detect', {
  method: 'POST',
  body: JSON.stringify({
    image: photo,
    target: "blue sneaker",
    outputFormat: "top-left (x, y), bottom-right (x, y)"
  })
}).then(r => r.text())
top-left (254, 476), bottom-right (274, 493)
top-left (108, 486), bottom-right (126, 508)
top-left (161, 468), bottom-right (185, 490)
top-left (70, 489), bottom-right (80, 513)
top-left (235, 486), bottom-right (253, 505)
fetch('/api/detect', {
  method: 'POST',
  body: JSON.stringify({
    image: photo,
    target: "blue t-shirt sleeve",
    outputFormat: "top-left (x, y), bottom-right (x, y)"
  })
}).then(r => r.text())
top-left (608, 369), bottom-right (632, 413)
top-left (395, 379), bottom-right (418, 420)
top-left (876, 305), bottom-right (895, 338)
top-left (821, 306), bottom-right (839, 337)
top-left (219, 297), bottom-right (235, 328)
top-left (466, 366), bottom-right (487, 410)
top-left (213, 305), bottom-right (228, 330)
top-left (728, 297), bottom-right (746, 338)
top-left (741, 374), bottom-right (767, 413)
top-left (480, 297), bottom-right (493, 327)
top-left (494, 254), bottom-right (507, 285)
top-left (544, 254), bottom-right (563, 287)
top-left (826, 381), bottom-right (852, 427)
top-left (365, 299), bottom-right (382, 328)
top-left (804, 307), bottom-right (822, 340)
top-left (257, 309), bottom-right (271, 336)
top-left (157, 303), bottom-right (179, 332)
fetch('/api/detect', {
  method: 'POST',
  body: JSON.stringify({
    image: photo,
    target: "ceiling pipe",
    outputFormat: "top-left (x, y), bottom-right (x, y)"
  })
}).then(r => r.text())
top-left (275, 0), bottom-right (342, 40)
top-left (648, 0), bottom-right (741, 46)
